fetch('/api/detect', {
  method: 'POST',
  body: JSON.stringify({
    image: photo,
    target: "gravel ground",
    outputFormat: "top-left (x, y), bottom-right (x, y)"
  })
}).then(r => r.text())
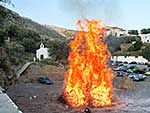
top-left (6, 65), bottom-right (150, 113)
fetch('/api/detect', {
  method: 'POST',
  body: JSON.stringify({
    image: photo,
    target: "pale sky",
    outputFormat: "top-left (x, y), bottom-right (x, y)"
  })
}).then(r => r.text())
top-left (3, 0), bottom-right (150, 30)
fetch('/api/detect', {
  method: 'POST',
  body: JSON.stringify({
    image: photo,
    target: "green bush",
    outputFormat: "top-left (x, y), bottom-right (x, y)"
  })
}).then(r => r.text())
top-left (19, 29), bottom-right (41, 53)
top-left (141, 28), bottom-right (150, 34)
top-left (5, 24), bottom-right (20, 41)
top-left (6, 42), bottom-right (25, 54)
top-left (0, 29), bottom-right (6, 46)
top-left (142, 44), bottom-right (150, 61)
top-left (114, 51), bottom-right (129, 56)
top-left (114, 51), bottom-right (142, 57)
top-left (128, 40), bottom-right (143, 51)
top-left (0, 69), bottom-right (5, 87)
top-left (0, 54), bottom-right (16, 88)
top-left (128, 30), bottom-right (138, 35)
top-left (47, 39), bottom-right (69, 61)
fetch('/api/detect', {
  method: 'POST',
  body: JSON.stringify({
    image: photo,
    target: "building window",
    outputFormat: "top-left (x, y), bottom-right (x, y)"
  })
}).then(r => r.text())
top-left (147, 40), bottom-right (149, 42)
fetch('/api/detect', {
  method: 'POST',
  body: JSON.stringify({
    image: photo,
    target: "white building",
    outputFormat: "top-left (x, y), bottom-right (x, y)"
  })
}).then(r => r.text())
top-left (105, 27), bottom-right (129, 37)
top-left (139, 33), bottom-right (150, 43)
top-left (36, 43), bottom-right (50, 61)
top-left (111, 56), bottom-right (148, 64)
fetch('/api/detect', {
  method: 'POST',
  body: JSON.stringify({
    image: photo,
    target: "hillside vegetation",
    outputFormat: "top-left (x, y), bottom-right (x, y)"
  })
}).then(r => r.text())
top-left (0, 6), bottom-right (66, 40)
top-left (0, 5), bottom-right (67, 88)
top-left (1, 5), bottom-right (149, 88)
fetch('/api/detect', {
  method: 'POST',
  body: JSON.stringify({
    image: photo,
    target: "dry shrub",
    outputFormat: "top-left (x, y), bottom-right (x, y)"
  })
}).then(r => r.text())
top-left (115, 76), bottom-right (135, 90)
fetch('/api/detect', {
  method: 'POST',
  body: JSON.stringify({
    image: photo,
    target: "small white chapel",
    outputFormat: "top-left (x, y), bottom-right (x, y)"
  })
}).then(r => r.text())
top-left (36, 43), bottom-right (50, 61)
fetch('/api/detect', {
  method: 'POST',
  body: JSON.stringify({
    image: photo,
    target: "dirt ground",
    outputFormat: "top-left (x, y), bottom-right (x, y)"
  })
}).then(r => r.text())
top-left (7, 64), bottom-right (150, 113)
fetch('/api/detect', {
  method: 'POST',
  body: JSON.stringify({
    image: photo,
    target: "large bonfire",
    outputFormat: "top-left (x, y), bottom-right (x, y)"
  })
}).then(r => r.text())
top-left (63, 19), bottom-right (114, 108)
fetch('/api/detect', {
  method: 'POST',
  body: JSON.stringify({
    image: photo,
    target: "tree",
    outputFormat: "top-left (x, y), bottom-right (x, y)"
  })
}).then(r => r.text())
top-left (141, 28), bottom-right (150, 34)
top-left (128, 40), bottom-right (143, 51)
top-left (5, 24), bottom-right (20, 41)
top-left (0, 0), bottom-right (14, 7)
top-left (6, 42), bottom-right (25, 55)
top-left (0, 48), bottom-right (16, 88)
top-left (128, 30), bottom-right (138, 35)
top-left (0, 29), bottom-right (6, 46)
top-left (142, 44), bottom-right (150, 61)
top-left (48, 40), bottom-right (69, 60)
top-left (135, 36), bottom-right (141, 41)
top-left (20, 29), bottom-right (41, 53)
top-left (133, 40), bottom-right (143, 51)
top-left (0, 0), bottom-right (11, 4)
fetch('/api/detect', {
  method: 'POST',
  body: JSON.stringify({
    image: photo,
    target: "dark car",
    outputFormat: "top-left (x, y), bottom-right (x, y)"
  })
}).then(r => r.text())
top-left (113, 70), bottom-right (128, 77)
top-left (128, 73), bottom-right (146, 81)
top-left (134, 69), bottom-right (145, 74)
top-left (38, 77), bottom-right (54, 85)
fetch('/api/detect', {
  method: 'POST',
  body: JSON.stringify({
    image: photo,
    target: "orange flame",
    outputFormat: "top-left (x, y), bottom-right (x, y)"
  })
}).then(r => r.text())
top-left (63, 19), bottom-right (114, 108)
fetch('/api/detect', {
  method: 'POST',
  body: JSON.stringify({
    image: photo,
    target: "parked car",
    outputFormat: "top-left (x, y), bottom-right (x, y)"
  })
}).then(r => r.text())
top-left (113, 70), bottom-right (128, 77)
top-left (113, 70), bottom-right (123, 77)
top-left (128, 73), bottom-right (146, 81)
top-left (126, 66), bottom-right (139, 73)
top-left (113, 66), bottom-right (127, 71)
top-left (145, 71), bottom-right (150, 76)
top-left (38, 77), bottom-right (54, 85)
top-left (118, 63), bottom-right (124, 67)
top-left (129, 62), bottom-right (137, 64)
top-left (145, 68), bottom-right (150, 76)
top-left (134, 69), bottom-right (145, 74)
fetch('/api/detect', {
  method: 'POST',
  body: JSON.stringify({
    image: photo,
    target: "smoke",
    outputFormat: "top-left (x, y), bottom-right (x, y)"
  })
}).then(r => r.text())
top-left (60, 0), bottom-right (121, 25)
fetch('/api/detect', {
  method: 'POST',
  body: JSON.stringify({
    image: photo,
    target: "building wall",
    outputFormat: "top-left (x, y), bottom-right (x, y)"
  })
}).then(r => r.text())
top-left (36, 48), bottom-right (49, 61)
top-left (111, 56), bottom-right (148, 64)
top-left (36, 43), bottom-right (50, 61)
top-left (139, 33), bottom-right (150, 43)
top-left (106, 28), bottom-right (129, 37)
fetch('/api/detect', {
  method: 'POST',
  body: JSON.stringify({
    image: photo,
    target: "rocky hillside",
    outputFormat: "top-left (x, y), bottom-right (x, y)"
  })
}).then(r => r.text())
top-left (44, 25), bottom-right (78, 38)
top-left (0, 5), bottom-right (66, 40)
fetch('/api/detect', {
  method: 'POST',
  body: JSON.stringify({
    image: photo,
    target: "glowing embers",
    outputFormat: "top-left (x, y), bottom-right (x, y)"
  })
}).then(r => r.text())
top-left (63, 19), bottom-right (114, 107)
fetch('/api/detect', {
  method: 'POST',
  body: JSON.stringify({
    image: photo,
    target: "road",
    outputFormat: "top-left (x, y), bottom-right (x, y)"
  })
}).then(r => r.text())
top-left (6, 64), bottom-right (150, 113)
